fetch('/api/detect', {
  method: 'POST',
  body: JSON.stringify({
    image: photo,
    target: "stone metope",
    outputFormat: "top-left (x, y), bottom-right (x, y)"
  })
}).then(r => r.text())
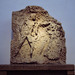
top-left (11, 6), bottom-right (66, 64)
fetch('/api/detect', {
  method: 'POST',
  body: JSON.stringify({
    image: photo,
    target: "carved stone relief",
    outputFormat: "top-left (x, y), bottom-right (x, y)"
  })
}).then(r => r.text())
top-left (11, 6), bottom-right (66, 64)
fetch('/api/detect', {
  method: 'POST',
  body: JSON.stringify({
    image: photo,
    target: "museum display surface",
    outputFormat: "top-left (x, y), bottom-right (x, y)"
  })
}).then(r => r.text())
top-left (0, 6), bottom-right (74, 75)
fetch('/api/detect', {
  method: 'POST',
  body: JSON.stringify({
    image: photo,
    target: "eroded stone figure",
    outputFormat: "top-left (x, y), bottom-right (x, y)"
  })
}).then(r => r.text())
top-left (11, 6), bottom-right (66, 64)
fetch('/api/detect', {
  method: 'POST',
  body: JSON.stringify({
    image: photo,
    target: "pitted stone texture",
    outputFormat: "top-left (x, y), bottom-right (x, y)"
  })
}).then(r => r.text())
top-left (11, 6), bottom-right (66, 64)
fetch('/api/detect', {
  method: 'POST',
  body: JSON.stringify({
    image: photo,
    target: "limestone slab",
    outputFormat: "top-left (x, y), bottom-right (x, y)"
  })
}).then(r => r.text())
top-left (11, 6), bottom-right (66, 64)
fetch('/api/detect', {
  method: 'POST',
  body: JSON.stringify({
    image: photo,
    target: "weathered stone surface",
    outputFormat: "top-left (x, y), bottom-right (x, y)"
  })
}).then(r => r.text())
top-left (11, 6), bottom-right (66, 64)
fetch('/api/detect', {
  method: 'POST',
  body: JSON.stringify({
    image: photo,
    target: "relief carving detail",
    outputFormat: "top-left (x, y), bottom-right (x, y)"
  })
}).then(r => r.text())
top-left (11, 6), bottom-right (66, 64)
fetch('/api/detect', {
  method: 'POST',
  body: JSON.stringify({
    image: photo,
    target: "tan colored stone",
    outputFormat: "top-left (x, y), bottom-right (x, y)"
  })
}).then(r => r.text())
top-left (11, 6), bottom-right (66, 64)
